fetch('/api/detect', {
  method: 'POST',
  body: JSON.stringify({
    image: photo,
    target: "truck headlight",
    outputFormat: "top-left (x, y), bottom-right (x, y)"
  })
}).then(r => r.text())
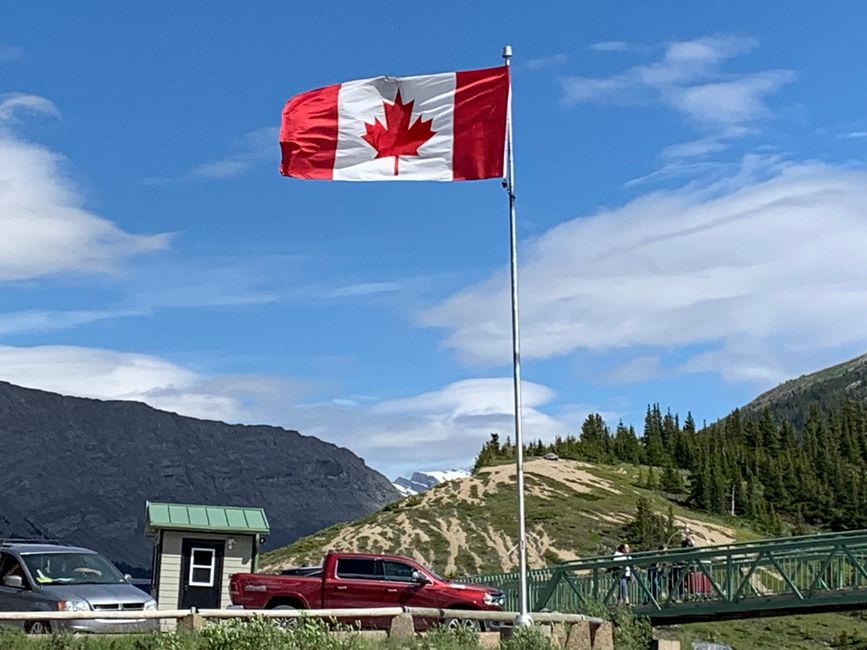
top-left (144, 599), bottom-right (157, 610)
top-left (59, 599), bottom-right (91, 612)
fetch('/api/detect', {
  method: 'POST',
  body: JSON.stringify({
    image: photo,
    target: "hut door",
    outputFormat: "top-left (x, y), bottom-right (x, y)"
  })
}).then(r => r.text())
top-left (179, 539), bottom-right (225, 609)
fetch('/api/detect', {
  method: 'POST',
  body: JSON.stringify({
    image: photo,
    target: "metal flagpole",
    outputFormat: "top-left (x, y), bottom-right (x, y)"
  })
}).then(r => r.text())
top-left (502, 44), bottom-right (531, 627)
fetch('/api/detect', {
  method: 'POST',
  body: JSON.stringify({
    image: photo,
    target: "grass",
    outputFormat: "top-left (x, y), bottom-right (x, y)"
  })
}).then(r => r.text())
top-left (0, 620), bottom-right (541, 650)
top-left (659, 611), bottom-right (867, 649)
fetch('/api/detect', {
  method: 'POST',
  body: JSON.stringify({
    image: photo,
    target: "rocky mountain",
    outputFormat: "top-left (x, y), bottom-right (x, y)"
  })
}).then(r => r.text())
top-left (392, 469), bottom-right (470, 496)
top-left (741, 352), bottom-right (867, 427)
top-left (0, 381), bottom-right (399, 573)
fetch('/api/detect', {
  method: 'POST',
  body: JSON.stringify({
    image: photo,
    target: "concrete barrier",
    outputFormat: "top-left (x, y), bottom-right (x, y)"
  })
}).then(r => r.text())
top-left (0, 606), bottom-right (614, 647)
top-left (651, 640), bottom-right (681, 650)
top-left (590, 620), bottom-right (614, 650)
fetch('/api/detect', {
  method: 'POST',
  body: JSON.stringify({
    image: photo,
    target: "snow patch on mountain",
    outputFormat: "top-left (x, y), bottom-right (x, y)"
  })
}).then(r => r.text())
top-left (392, 469), bottom-right (470, 495)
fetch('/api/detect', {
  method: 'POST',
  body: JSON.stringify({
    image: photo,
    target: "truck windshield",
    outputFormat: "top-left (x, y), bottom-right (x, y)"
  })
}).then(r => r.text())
top-left (21, 552), bottom-right (126, 585)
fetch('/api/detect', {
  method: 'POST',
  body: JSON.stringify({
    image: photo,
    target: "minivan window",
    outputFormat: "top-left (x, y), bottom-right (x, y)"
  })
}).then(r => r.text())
top-left (336, 558), bottom-right (379, 580)
top-left (0, 554), bottom-right (28, 588)
top-left (21, 552), bottom-right (126, 585)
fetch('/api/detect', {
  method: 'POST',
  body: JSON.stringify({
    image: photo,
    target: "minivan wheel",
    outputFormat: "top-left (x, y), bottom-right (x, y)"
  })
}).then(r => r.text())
top-left (25, 620), bottom-right (51, 635)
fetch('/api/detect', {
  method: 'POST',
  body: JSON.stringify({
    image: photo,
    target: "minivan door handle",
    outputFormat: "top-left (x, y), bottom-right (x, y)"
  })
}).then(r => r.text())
top-left (335, 585), bottom-right (348, 590)
top-left (385, 588), bottom-right (399, 593)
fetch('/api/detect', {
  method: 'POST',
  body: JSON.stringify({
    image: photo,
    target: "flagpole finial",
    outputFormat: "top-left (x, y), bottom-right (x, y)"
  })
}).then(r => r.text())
top-left (502, 45), bottom-right (513, 62)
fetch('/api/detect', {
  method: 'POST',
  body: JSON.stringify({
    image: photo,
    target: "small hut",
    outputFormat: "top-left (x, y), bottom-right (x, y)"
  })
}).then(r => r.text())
top-left (145, 501), bottom-right (269, 610)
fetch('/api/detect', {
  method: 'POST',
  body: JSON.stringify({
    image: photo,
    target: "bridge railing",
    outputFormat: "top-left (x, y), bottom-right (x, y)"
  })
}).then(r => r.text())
top-left (462, 529), bottom-right (867, 622)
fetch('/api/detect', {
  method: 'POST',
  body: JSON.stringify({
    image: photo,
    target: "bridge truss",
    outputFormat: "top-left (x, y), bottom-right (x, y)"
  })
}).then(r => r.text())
top-left (463, 529), bottom-right (867, 623)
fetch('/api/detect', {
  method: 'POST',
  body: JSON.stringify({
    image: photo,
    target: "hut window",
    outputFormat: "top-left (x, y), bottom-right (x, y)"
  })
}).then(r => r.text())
top-left (189, 548), bottom-right (216, 587)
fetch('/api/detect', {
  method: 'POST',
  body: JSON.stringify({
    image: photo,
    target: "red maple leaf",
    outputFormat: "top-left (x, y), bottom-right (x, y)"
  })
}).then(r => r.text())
top-left (361, 91), bottom-right (436, 176)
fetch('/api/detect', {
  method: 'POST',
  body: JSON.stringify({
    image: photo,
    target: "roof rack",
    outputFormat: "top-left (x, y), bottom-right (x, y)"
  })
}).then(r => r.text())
top-left (0, 538), bottom-right (62, 547)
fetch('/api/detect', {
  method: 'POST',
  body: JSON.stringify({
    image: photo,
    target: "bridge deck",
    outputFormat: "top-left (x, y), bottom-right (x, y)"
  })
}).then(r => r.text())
top-left (463, 529), bottom-right (867, 623)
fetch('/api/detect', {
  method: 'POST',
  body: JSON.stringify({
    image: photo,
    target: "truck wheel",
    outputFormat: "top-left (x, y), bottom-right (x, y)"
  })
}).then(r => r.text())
top-left (444, 617), bottom-right (482, 632)
top-left (25, 620), bottom-right (51, 635)
top-left (270, 605), bottom-right (299, 630)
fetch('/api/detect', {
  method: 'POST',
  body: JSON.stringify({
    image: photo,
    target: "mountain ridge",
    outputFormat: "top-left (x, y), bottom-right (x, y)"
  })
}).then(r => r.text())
top-left (741, 352), bottom-right (867, 426)
top-left (0, 380), bottom-right (399, 573)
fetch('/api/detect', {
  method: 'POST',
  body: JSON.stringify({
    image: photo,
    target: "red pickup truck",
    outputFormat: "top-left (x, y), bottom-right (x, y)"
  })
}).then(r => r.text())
top-left (229, 551), bottom-right (505, 630)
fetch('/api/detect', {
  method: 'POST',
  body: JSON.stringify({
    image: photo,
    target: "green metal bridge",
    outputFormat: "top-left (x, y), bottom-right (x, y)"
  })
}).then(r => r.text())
top-left (463, 529), bottom-right (867, 623)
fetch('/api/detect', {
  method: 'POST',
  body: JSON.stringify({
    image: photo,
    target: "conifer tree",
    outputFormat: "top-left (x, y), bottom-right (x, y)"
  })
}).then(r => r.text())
top-left (660, 461), bottom-right (686, 494)
top-left (643, 404), bottom-right (666, 467)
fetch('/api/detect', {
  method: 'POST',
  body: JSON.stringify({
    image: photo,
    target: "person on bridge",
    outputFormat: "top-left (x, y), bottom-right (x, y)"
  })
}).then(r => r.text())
top-left (647, 545), bottom-right (666, 603)
top-left (671, 531), bottom-right (696, 601)
top-left (613, 543), bottom-right (633, 604)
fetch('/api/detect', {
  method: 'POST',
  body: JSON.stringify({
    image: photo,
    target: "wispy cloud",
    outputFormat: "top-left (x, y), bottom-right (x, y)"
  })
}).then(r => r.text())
top-left (323, 282), bottom-right (402, 299)
top-left (422, 156), bottom-right (867, 388)
top-left (563, 36), bottom-right (794, 129)
top-left (0, 93), bottom-right (168, 282)
top-left (523, 54), bottom-right (567, 70)
top-left (145, 126), bottom-right (278, 184)
top-left (0, 308), bottom-right (145, 337)
top-left (0, 92), bottom-right (59, 122)
top-left (601, 356), bottom-right (664, 384)
top-left (660, 127), bottom-right (751, 160)
top-left (0, 45), bottom-right (21, 63)
top-left (588, 41), bottom-right (647, 53)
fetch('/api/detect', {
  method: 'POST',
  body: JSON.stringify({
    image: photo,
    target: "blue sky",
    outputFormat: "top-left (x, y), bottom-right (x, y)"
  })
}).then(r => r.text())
top-left (4, 2), bottom-right (867, 479)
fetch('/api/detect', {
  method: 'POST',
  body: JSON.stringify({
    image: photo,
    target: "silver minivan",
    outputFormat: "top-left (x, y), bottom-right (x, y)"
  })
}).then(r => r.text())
top-left (0, 542), bottom-right (158, 634)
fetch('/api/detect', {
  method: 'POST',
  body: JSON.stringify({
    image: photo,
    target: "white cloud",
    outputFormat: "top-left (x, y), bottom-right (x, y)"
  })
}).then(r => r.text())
top-left (563, 36), bottom-right (793, 129)
top-left (421, 159), bottom-right (867, 387)
top-left (297, 377), bottom-right (568, 474)
top-left (0, 94), bottom-right (168, 281)
top-left (670, 71), bottom-right (795, 126)
top-left (0, 344), bottom-right (573, 477)
top-left (0, 345), bottom-right (303, 423)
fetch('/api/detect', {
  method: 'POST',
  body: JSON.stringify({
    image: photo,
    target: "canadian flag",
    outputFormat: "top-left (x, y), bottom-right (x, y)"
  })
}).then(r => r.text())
top-left (280, 66), bottom-right (509, 181)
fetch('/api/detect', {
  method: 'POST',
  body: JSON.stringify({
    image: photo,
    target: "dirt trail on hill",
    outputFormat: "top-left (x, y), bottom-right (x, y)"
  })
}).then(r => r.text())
top-left (478, 459), bottom-right (621, 495)
top-left (675, 516), bottom-right (737, 546)
top-left (263, 459), bottom-right (739, 574)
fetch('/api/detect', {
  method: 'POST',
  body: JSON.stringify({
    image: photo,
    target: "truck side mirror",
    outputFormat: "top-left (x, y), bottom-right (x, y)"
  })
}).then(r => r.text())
top-left (3, 575), bottom-right (23, 589)
top-left (412, 571), bottom-right (430, 585)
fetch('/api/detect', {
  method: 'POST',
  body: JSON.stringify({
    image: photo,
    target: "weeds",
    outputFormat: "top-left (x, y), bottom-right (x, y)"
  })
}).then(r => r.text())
top-left (500, 626), bottom-right (553, 650)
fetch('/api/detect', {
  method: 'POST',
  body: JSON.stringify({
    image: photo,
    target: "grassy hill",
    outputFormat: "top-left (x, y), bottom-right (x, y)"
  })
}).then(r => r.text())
top-left (261, 458), bottom-right (750, 576)
top-left (262, 456), bottom-right (867, 649)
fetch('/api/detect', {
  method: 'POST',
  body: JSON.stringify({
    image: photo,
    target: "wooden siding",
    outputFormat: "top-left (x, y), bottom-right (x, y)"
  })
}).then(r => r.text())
top-left (155, 531), bottom-right (254, 609)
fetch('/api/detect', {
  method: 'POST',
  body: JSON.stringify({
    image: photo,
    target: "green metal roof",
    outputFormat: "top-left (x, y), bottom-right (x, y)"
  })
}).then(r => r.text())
top-left (145, 501), bottom-right (269, 535)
